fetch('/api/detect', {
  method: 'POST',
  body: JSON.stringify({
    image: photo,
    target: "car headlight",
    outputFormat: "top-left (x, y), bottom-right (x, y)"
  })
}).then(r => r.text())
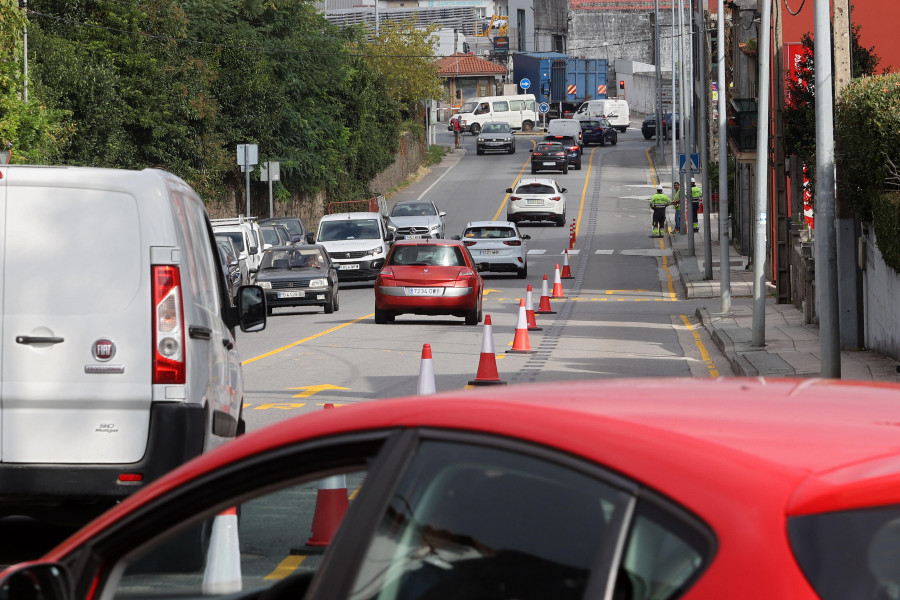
top-left (429, 224), bottom-right (441, 231)
top-left (477, 137), bottom-right (485, 142)
top-left (387, 224), bottom-right (397, 232)
top-left (258, 281), bottom-right (272, 289)
top-left (308, 278), bottom-right (328, 288)
top-left (364, 246), bottom-right (383, 257)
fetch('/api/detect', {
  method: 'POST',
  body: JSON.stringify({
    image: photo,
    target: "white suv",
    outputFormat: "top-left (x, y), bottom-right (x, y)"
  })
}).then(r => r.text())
top-left (314, 212), bottom-right (394, 281)
top-left (0, 165), bottom-right (266, 524)
top-left (506, 178), bottom-right (568, 226)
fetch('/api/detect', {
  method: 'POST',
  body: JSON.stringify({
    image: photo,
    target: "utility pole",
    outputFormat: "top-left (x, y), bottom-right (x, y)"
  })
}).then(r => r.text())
top-left (814, 0), bottom-right (841, 376)
top-left (654, 1), bottom-right (664, 148)
top-left (751, 0), bottom-right (772, 347)
top-left (698, 7), bottom-right (713, 280)
top-left (23, 0), bottom-right (28, 103)
top-left (832, 0), bottom-right (861, 349)
top-left (717, 0), bottom-right (731, 313)
top-left (773, 0), bottom-right (790, 304)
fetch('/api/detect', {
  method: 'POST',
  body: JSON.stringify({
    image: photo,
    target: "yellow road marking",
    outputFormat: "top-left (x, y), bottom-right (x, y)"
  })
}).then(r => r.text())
top-left (679, 315), bottom-right (720, 377)
top-left (575, 147), bottom-right (597, 238)
top-left (242, 314), bottom-right (372, 365)
top-left (253, 403), bottom-right (307, 410)
top-left (289, 384), bottom-right (350, 398)
top-left (265, 555), bottom-right (307, 580)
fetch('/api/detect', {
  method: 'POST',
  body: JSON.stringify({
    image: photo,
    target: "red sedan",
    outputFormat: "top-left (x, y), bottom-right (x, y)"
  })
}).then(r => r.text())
top-left (374, 239), bottom-right (483, 325)
top-left (4, 378), bottom-right (900, 600)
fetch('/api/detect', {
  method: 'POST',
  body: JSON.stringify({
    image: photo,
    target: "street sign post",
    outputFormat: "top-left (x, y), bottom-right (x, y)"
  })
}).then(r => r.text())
top-left (679, 153), bottom-right (700, 173)
top-left (539, 102), bottom-right (550, 130)
top-left (237, 144), bottom-right (259, 216)
top-left (260, 161), bottom-right (280, 218)
top-left (519, 78), bottom-right (531, 91)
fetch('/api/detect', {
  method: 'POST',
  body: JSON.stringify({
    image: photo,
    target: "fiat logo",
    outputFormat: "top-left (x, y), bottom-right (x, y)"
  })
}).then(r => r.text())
top-left (93, 339), bottom-right (116, 362)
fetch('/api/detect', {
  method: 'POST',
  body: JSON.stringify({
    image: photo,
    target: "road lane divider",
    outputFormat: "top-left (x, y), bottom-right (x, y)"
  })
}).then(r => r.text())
top-left (241, 314), bottom-right (372, 366)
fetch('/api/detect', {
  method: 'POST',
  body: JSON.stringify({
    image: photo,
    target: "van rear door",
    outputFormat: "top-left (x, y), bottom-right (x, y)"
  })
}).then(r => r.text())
top-left (1, 176), bottom-right (152, 464)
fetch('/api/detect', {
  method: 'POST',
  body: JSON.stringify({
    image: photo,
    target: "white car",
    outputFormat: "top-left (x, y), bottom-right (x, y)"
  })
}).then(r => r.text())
top-left (387, 200), bottom-right (446, 239)
top-left (459, 220), bottom-right (530, 278)
top-left (506, 178), bottom-right (568, 226)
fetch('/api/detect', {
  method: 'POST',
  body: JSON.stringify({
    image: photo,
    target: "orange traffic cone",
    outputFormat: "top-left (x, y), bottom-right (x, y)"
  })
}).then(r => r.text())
top-left (507, 299), bottom-right (535, 354)
top-left (569, 218), bottom-right (577, 249)
top-left (525, 284), bottom-right (541, 331)
top-left (560, 249), bottom-right (574, 279)
top-left (417, 343), bottom-right (436, 395)
top-left (551, 264), bottom-right (566, 299)
top-left (306, 406), bottom-right (349, 548)
top-left (468, 315), bottom-right (506, 385)
top-left (202, 507), bottom-right (242, 594)
top-left (536, 274), bottom-right (556, 314)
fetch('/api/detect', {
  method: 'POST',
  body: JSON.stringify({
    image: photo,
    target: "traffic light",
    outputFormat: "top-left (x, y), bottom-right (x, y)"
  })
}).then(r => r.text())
top-left (619, 80), bottom-right (625, 90)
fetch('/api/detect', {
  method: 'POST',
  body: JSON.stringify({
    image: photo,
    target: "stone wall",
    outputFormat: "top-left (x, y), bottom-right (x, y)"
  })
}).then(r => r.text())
top-left (205, 131), bottom-right (425, 232)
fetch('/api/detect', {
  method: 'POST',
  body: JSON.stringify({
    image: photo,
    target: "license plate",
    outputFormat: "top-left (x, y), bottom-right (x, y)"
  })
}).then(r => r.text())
top-left (487, 142), bottom-right (503, 146)
top-left (526, 199), bottom-right (543, 205)
top-left (543, 162), bottom-right (556, 166)
top-left (480, 249), bottom-right (501, 255)
top-left (339, 264), bottom-right (360, 270)
top-left (277, 290), bottom-right (305, 298)
top-left (404, 234), bottom-right (423, 239)
top-left (409, 287), bottom-right (443, 296)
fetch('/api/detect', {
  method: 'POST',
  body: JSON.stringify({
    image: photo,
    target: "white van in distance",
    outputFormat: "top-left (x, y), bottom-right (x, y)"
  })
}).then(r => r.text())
top-left (313, 212), bottom-right (394, 281)
top-left (456, 94), bottom-right (538, 135)
top-left (575, 99), bottom-right (630, 132)
top-left (0, 165), bottom-right (266, 524)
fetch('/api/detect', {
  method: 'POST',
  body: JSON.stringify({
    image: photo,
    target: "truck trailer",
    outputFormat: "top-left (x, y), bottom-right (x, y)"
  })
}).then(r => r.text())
top-left (511, 52), bottom-right (609, 121)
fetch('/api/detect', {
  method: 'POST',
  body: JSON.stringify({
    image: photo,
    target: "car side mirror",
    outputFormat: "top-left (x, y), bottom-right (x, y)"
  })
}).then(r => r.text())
top-left (522, 234), bottom-right (531, 240)
top-left (385, 232), bottom-right (394, 242)
top-left (528, 149), bottom-right (534, 153)
top-left (439, 212), bottom-right (447, 218)
top-left (249, 246), bottom-right (258, 255)
top-left (0, 563), bottom-right (71, 600)
top-left (306, 232), bottom-right (316, 244)
top-left (561, 188), bottom-right (568, 193)
top-left (506, 187), bottom-right (513, 193)
top-left (237, 285), bottom-right (266, 332)
top-left (451, 235), bottom-right (461, 240)
top-left (249, 267), bottom-right (258, 275)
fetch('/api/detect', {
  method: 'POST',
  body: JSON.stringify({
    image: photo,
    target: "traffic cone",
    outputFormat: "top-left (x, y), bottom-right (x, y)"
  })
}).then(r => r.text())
top-left (202, 507), bottom-right (242, 594)
top-left (560, 249), bottom-right (574, 279)
top-left (536, 274), bottom-right (556, 314)
top-left (507, 299), bottom-right (535, 354)
top-left (305, 405), bottom-right (349, 548)
top-left (569, 219), bottom-right (577, 250)
top-left (468, 315), bottom-right (506, 385)
top-left (551, 264), bottom-right (566, 299)
top-left (525, 285), bottom-right (541, 331)
top-left (417, 343), bottom-right (436, 395)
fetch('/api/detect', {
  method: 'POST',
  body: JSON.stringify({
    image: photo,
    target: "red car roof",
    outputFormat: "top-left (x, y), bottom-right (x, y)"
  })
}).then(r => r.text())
top-left (46, 378), bottom-right (900, 564)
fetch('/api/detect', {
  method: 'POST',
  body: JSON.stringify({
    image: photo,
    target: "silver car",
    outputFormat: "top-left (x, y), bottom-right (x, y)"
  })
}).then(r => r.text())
top-left (476, 121), bottom-right (516, 155)
top-left (458, 220), bottom-right (530, 278)
top-left (387, 200), bottom-right (446, 240)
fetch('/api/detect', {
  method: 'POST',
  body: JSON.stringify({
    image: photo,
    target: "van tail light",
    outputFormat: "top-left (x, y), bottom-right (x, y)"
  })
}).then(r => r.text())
top-left (549, 196), bottom-right (562, 202)
top-left (152, 265), bottom-right (186, 385)
top-left (503, 240), bottom-right (522, 246)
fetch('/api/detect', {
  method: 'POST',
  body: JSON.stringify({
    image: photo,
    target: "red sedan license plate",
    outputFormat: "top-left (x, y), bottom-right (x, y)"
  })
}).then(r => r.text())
top-left (409, 288), bottom-right (442, 296)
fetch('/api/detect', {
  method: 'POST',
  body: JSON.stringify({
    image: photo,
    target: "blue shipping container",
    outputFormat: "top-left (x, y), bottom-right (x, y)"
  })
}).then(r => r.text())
top-left (512, 52), bottom-right (608, 117)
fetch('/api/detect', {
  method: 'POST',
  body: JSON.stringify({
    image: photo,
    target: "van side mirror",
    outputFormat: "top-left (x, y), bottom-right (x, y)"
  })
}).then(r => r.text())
top-left (0, 563), bottom-right (71, 600)
top-left (306, 232), bottom-right (316, 244)
top-left (237, 285), bottom-right (267, 332)
top-left (249, 246), bottom-right (258, 255)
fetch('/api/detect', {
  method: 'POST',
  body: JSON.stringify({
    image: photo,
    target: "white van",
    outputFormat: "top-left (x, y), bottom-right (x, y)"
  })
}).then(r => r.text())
top-left (314, 212), bottom-right (394, 281)
top-left (212, 216), bottom-right (264, 278)
top-left (574, 99), bottom-right (630, 132)
top-left (457, 94), bottom-right (538, 135)
top-left (0, 165), bottom-right (266, 522)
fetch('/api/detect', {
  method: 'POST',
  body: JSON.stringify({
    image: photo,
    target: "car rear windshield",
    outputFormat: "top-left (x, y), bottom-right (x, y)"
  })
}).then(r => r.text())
top-left (318, 219), bottom-right (381, 241)
top-left (464, 227), bottom-right (515, 239)
top-left (788, 505), bottom-right (900, 600)
top-left (261, 247), bottom-right (326, 269)
top-left (390, 245), bottom-right (466, 267)
top-left (536, 143), bottom-right (563, 152)
top-left (482, 123), bottom-right (510, 133)
top-left (515, 183), bottom-right (556, 195)
top-left (580, 121), bottom-right (600, 129)
top-left (268, 219), bottom-right (303, 236)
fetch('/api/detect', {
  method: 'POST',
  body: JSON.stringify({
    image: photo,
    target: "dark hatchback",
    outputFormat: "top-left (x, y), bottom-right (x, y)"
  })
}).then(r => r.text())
top-left (543, 134), bottom-right (582, 170)
top-left (580, 118), bottom-right (618, 146)
top-left (530, 142), bottom-right (568, 174)
top-left (255, 245), bottom-right (339, 315)
top-left (642, 113), bottom-right (680, 139)
top-left (259, 217), bottom-right (307, 244)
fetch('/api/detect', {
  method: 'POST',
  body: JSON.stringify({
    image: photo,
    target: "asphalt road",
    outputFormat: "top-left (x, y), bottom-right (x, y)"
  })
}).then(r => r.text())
top-left (0, 124), bottom-right (733, 568)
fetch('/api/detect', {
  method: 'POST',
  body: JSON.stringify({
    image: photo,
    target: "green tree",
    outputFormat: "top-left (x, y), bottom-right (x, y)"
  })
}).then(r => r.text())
top-left (364, 19), bottom-right (442, 115)
top-left (0, 0), bottom-right (69, 163)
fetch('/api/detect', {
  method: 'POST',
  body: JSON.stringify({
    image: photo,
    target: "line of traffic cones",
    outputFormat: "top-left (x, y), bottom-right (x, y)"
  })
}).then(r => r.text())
top-left (569, 218), bottom-right (577, 249)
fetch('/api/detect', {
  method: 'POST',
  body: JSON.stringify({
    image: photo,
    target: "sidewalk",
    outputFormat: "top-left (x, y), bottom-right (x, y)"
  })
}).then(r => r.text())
top-left (650, 145), bottom-right (900, 381)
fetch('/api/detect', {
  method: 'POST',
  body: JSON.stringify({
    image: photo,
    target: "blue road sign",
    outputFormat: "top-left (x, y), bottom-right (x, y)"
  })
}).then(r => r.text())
top-left (519, 78), bottom-right (531, 90)
top-left (679, 153), bottom-right (700, 173)
top-left (539, 102), bottom-right (550, 114)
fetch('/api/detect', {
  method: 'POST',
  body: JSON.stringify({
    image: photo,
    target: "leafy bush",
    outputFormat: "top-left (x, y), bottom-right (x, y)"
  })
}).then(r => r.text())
top-left (872, 192), bottom-right (900, 272)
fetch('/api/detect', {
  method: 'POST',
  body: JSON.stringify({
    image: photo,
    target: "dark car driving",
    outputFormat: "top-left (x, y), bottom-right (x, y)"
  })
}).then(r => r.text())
top-left (643, 113), bottom-right (681, 139)
top-left (530, 141), bottom-right (568, 174)
top-left (580, 118), bottom-right (618, 146)
top-left (543, 134), bottom-right (582, 170)
top-left (476, 122), bottom-right (516, 155)
top-left (255, 245), bottom-right (339, 315)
